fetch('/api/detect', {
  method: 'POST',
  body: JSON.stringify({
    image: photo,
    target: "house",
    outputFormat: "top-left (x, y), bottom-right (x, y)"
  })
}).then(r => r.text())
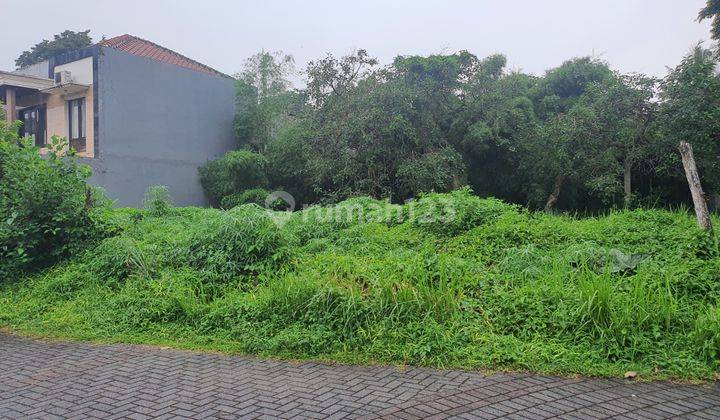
top-left (0, 34), bottom-right (236, 206)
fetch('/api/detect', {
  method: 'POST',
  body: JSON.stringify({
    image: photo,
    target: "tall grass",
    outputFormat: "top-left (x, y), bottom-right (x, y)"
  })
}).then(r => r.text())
top-left (1, 189), bottom-right (718, 378)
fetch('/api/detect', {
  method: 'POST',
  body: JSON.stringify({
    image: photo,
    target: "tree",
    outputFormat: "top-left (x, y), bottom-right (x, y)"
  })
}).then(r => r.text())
top-left (16, 30), bottom-right (92, 68)
top-left (531, 57), bottom-right (613, 120)
top-left (574, 73), bottom-right (659, 207)
top-left (698, 0), bottom-right (720, 42)
top-left (303, 51), bottom-right (472, 202)
top-left (457, 56), bottom-right (539, 202)
top-left (520, 57), bottom-right (613, 211)
top-left (660, 46), bottom-right (720, 205)
top-left (236, 50), bottom-right (295, 99)
top-left (304, 49), bottom-right (378, 108)
top-left (233, 51), bottom-right (298, 151)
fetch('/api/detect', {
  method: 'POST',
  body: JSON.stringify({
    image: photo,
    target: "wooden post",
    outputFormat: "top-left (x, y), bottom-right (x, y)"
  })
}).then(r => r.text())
top-left (5, 87), bottom-right (16, 124)
top-left (679, 141), bottom-right (713, 231)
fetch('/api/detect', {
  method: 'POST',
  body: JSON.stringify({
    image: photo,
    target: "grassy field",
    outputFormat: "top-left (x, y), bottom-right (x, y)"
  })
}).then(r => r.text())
top-left (1, 189), bottom-right (719, 380)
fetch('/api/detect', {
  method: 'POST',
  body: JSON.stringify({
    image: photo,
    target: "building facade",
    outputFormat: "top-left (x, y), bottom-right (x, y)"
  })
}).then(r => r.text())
top-left (0, 35), bottom-right (236, 206)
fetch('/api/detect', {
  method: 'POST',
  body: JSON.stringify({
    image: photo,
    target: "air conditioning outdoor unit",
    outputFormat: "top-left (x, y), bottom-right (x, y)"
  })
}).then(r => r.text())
top-left (54, 71), bottom-right (73, 85)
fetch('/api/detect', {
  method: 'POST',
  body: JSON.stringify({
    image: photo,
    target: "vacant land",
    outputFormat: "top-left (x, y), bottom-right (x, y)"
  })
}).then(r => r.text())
top-left (1, 190), bottom-right (718, 379)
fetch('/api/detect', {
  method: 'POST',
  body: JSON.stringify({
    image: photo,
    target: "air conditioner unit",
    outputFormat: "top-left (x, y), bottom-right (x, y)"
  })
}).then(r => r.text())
top-left (53, 71), bottom-right (73, 85)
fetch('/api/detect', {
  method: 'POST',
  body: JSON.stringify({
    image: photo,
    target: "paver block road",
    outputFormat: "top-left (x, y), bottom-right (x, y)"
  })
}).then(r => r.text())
top-left (1, 332), bottom-right (719, 419)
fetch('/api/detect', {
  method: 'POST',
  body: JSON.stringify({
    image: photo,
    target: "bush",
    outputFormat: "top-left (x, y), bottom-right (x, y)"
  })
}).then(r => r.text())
top-left (284, 197), bottom-right (404, 244)
top-left (396, 147), bottom-right (466, 200)
top-left (2, 191), bottom-right (720, 379)
top-left (408, 187), bottom-right (518, 236)
top-left (199, 150), bottom-right (269, 207)
top-left (143, 185), bottom-right (173, 216)
top-left (181, 204), bottom-right (290, 281)
top-left (0, 127), bottom-right (107, 279)
top-left (220, 188), bottom-right (269, 209)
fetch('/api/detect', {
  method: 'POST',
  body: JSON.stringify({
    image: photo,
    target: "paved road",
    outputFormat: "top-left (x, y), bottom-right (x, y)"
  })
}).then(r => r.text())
top-left (1, 333), bottom-right (719, 419)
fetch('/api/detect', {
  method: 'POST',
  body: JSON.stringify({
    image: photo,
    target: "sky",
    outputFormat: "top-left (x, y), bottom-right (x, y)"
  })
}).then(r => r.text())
top-left (0, 0), bottom-right (714, 85)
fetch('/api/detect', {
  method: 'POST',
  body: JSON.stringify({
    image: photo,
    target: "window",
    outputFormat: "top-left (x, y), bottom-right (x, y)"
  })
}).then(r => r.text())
top-left (68, 98), bottom-right (86, 152)
top-left (19, 106), bottom-right (46, 147)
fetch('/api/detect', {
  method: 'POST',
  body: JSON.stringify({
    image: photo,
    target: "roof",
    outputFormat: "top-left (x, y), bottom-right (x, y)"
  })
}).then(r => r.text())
top-left (99, 34), bottom-right (231, 78)
top-left (0, 70), bottom-right (54, 91)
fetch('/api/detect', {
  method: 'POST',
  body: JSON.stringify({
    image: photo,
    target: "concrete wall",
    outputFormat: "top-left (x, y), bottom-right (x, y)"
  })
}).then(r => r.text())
top-left (86, 47), bottom-right (236, 207)
top-left (13, 60), bottom-right (49, 78)
top-left (54, 57), bottom-right (93, 85)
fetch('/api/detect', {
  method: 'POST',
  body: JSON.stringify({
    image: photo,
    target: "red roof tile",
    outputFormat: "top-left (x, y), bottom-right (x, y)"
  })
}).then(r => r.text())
top-left (100, 34), bottom-right (230, 78)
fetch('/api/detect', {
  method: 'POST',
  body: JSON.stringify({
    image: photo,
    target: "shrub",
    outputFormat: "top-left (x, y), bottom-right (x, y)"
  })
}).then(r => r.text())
top-left (693, 305), bottom-right (720, 364)
top-left (284, 197), bottom-right (404, 244)
top-left (181, 204), bottom-right (290, 281)
top-left (396, 147), bottom-right (466, 200)
top-left (0, 128), bottom-right (107, 279)
top-left (199, 150), bottom-right (268, 207)
top-left (2, 191), bottom-right (720, 379)
top-left (220, 188), bottom-right (269, 209)
top-left (408, 187), bottom-right (518, 236)
top-left (143, 185), bottom-right (173, 216)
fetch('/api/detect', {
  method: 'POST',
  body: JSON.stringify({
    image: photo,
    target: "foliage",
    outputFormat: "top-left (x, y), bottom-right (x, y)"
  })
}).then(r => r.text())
top-left (220, 188), bottom-right (271, 209)
top-left (2, 194), bottom-right (718, 379)
top-left (699, 0), bottom-right (720, 42)
top-left (204, 47), bottom-right (715, 213)
top-left (16, 30), bottom-right (92, 68)
top-left (198, 150), bottom-right (268, 206)
top-left (0, 125), bottom-right (107, 279)
top-left (181, 205), bottom-right (290, 282)
top-left (304, 49), bottom-right (379, 107)
top-left (143, 185), bottom-right (174, 216)
top-left (233, 51), bottom-right (299, 151)
top-left (660, 46), bottom-right (720, 195)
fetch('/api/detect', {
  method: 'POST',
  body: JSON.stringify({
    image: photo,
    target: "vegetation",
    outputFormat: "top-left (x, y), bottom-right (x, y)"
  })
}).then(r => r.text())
top-left (0, 121), bottom-right (108, 279)
top-left (2, 8), bottom-right (719, 381)
top-left (1, 189), bottom-right (719, 379)
top-left (699, 0), bottom-right (720, 41)
top-left (16, 30), bottom-right (93, 68)
top-left (204, 44), bottom-right (720, 214)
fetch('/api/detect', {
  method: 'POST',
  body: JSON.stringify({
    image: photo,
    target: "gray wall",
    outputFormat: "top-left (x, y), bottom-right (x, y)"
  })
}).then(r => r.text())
top-left (86, 47), bottom-right (236, 207)
top-left (14, 60), bottom-right (50, 78)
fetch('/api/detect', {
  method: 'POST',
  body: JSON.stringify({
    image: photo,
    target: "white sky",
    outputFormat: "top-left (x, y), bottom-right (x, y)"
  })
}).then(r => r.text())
top-left (0, 0), bottom-right (713, 85)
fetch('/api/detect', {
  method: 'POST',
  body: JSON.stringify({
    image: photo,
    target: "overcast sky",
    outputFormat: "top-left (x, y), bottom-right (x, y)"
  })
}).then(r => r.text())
top-left (0, 0), bottom-right (713, 85)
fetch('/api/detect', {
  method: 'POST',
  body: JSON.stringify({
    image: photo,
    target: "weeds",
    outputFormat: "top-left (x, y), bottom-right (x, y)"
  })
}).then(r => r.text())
top-left (1, 190), bottom-right (718, 379)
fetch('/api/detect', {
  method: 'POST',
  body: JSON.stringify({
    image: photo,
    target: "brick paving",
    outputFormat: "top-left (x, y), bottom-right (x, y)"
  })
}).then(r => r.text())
top-left (1, 332), bottom-right (719, 419)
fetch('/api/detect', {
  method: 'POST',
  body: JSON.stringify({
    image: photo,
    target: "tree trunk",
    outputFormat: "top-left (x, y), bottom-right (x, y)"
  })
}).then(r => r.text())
top-left (544, 174), bottom-right (565, 213)
top-left (679, 141), bottom-right (713, 231)
top-left (452, 174), bottom-right (461, 190)
top-left (623, 156), bottom-right (632, 208)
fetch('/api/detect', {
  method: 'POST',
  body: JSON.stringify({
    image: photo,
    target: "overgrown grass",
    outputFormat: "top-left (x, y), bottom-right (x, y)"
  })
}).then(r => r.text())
top-left (1, 190), bottom-right (719, 380)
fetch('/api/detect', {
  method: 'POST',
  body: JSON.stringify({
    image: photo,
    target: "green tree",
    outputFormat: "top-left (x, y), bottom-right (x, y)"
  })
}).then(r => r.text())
top-left (234, 51), bottom-right (298, 151)
top-left (660, 46), bottom-right (720, 206)
top-left (699, 0), bottom-right (720, 42)
top-left (304, 49), bottom-right (378, 109)
top-left (531, 56), bottom-right (613, 120)
top-left (303, 51), bottom-right (471, 202)
top-left (237, 50), bottom-right (294, 99)
top-left (511, 58), bottom-right (614, 211)
top-left (573, 73), bottom-right (659, 207)
top-left (456, 56), bottom-right (539, 202)
top-left (16, 30), bottom-right (92, 68)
